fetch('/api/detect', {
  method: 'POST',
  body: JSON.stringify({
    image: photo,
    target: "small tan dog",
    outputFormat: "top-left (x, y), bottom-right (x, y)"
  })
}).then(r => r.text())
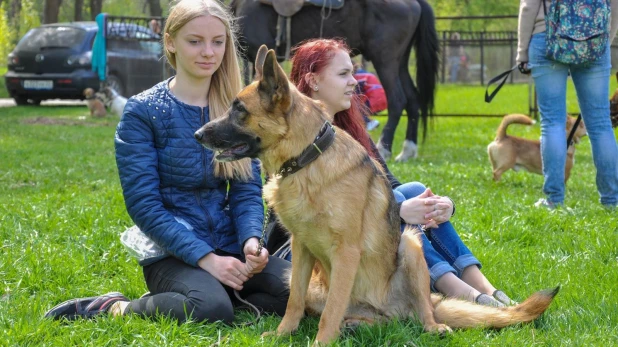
top-left (83, 88), bottom-right (106, 117)
top-left (487, 114), bottom-right (587, 182)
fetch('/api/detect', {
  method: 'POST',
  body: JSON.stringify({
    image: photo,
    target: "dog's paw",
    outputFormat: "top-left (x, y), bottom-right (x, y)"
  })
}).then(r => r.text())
top-left (261, 331), bottom-right (278, 338)
top-left (425, 323), bottom-right (452, 336)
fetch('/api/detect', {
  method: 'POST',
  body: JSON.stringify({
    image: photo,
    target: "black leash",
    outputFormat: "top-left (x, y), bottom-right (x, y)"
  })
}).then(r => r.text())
top-left (485, 65), bottom-right (518, 103)
top-left (566, 114), bottom-right (582, 149)
top-left (231, 208), bottom-right (270, 327)
top-left (485, 63), bottom-right (530, 103)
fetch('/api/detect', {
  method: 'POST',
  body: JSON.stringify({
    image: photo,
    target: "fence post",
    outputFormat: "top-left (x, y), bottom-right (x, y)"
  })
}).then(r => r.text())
top-left (528, 78), bottom-right (539, 120)
top-left (509, 32), bottom-right (514, 84)
top-left (479, 32), bottom-right (485, 85)
top-left (441, 31), bottom-right (447, 84)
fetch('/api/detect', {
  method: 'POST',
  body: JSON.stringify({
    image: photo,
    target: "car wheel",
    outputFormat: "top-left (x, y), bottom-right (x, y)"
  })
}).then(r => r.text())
top-left (14, 96), bottom-right (30, 106)
top-left (107, 74), bottom-right (125, 97)
top-left (14, 96), bottom-right (42, 106)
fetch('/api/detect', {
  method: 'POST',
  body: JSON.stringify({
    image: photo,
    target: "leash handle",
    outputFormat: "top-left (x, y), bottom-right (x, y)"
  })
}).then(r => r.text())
top-left (485, 65), bottom-right (518, 103)
top-left (566, 114), bottom-right (582, 149)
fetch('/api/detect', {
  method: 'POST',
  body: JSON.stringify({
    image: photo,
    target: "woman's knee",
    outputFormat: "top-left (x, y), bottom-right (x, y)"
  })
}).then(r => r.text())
top-left (395, 181), bottom-right (427, 199)
top-left (187, 295), bottom-right (234, 324)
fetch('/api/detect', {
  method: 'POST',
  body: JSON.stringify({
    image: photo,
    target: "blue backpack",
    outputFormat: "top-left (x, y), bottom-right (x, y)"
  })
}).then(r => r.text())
top-left (543, 0), bottom-right (611, 64)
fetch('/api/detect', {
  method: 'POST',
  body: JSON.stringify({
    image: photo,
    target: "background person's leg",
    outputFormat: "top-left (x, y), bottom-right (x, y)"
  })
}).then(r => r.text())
top-left (570, 46), bottom-right (618, 207)
top-left (529, 33), bottom-right (570, 205)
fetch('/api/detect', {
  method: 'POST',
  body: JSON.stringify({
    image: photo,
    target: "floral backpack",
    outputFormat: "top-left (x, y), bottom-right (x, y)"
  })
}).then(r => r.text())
top-left (543, 0), bottom-right (611, 64)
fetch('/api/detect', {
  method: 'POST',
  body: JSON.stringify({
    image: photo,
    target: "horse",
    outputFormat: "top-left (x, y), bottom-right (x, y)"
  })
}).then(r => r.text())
top-left (230, 0), bottom-right (439, 162)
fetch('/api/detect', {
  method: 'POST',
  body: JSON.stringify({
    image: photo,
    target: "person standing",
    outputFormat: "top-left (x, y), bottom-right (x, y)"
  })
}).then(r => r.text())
top-left (517, 0), bottom-right (618, 209)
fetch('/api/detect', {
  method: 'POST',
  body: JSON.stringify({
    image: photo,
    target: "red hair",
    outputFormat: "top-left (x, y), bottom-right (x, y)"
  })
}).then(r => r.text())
top-left (290, 39), bottom-right (376, 158)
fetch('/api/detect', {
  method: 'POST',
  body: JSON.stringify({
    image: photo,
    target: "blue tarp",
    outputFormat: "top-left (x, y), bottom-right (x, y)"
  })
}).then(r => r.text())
top-left (92, 13), bottom-right (107, 82)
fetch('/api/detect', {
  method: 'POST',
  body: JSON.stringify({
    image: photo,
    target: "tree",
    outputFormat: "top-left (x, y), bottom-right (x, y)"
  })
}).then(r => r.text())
top-left (43, 0), bottom-right (62, 24)
top-left (147, 0), bottom-right (161, 17)
top-left (74, 0), bottom-right (83, 21)
top-left (89, 0), bottom-right (102, 20)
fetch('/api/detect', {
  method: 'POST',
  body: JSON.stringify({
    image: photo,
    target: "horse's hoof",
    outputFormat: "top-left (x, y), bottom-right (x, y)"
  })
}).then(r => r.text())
top-left (376, 141), bottom-right (392, 161)
top-left (395, 140), bottom-right (418, 162)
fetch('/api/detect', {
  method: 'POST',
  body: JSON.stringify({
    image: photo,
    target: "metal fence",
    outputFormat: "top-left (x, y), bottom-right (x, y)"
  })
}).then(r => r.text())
top-left (405, 15), bottom-right (618, 118)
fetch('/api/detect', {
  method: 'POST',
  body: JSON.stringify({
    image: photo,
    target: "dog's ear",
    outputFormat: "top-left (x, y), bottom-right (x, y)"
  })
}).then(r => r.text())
top-left (254, 45), bottom-right (269, 81)
top-left (258, 49), bottom-right (291, 111)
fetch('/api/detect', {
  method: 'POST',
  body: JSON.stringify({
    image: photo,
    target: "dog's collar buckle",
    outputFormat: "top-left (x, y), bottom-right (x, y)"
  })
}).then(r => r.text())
top-left (277, 121), bottom-right (335, 178)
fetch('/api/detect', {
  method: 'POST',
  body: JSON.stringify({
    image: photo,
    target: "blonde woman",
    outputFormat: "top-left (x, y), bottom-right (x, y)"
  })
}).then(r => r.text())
top-left (44, 0), bottom-right (289, 323)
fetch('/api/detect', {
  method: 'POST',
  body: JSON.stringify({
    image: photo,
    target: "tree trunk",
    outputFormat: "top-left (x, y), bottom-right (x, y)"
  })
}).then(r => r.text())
top-left (89, 0), bottom-right (103, 20)
top-left (74, 0), bottom-right (83, 21)
top-left (8, 0), bottom-right (21, 21)
top-left (43, 0), bottom-right (63, 24)
top-left (147, 0), bottom-right (162, 17)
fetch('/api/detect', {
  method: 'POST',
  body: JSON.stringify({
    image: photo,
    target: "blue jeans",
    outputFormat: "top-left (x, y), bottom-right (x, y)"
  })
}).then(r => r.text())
top-left (448, 56), bottom-right (460, 83)
top-left (528, 33), bottom-right (618, 206)
top-left (394, 182), bottom-right (481, 291)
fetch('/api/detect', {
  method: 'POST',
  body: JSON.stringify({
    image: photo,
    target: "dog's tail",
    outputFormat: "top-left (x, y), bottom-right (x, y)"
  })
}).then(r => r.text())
top-left (495, 114), bottom-right (535, 141)
top-left (431, 286), bottom-right (559, 329)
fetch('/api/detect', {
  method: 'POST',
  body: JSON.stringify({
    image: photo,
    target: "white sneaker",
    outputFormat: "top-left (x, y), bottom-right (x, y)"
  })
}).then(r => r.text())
top-left (366, 119), bottom-right (380, 131)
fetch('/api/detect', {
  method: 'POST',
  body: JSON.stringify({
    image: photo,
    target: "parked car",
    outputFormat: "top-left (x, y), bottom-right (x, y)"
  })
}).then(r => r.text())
top-left (4, 21), bottom-right (164, 105)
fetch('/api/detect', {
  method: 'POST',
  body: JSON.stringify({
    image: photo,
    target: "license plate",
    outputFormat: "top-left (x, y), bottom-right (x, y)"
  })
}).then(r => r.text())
top-left (23, 80), bottom-right (53, 90)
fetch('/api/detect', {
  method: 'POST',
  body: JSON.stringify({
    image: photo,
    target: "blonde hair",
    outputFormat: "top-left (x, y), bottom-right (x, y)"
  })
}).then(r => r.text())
top-left (164, 0), bottom-right (253, 181)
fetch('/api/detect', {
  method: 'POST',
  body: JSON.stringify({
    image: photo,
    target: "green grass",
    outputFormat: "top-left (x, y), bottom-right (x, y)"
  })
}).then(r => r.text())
top-left (1, 85), bottom-right (617, 346)
top-left (1, 66), bottom-right (8, 98)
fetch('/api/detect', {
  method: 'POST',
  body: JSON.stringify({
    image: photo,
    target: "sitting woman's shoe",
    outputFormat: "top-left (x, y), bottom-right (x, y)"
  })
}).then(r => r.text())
top-left (492, 290), bottom-right (518, 306)
top-left (44, 292), bottom-right (128, 320)
top-left (475, 293), bottom-right (505, 308)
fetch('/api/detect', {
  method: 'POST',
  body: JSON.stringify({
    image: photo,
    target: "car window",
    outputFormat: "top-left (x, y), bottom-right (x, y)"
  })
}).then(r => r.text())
top-left (139, 41), bottom-right (162, 55)
top-left (16, 26), bottom-right (88, 52)
top-left (108, 39), bottom-right (143, 52)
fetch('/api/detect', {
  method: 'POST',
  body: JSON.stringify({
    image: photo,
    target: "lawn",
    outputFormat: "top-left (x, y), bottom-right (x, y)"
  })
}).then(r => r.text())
top-left (1, 84), bottom-right (617, 346)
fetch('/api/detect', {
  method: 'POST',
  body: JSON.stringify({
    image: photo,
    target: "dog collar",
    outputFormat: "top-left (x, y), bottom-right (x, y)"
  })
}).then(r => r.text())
top-left (277, 121), bottom-right (336, 178)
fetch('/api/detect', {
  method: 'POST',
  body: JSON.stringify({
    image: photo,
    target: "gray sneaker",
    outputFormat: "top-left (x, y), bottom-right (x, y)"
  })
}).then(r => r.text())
top-left (475, 293), bottom-right (505, 308)
top-left (534, 198), bottom-right (558, 209)
top-left (492, 290), bottom-right (518, 306)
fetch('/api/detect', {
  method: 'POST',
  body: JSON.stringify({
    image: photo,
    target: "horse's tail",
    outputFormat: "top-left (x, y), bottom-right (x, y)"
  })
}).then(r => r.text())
top-left (412, 0), bottom-right (439, 136)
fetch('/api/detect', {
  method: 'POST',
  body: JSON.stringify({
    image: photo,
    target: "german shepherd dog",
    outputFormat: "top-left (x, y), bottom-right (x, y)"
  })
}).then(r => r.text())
top-left (195, 46), bottom-right (558, 345)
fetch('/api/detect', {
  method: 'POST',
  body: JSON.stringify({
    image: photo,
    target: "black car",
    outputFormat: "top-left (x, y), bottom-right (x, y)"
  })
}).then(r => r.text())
top-left (4, 21), bottom-right (164, 105)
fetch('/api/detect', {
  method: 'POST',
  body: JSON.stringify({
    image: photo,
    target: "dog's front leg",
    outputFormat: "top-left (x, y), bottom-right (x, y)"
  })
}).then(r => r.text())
top-left (314, 244), bottom-right (361, 345)
top-left (274, 236), bottom-right (315, 336)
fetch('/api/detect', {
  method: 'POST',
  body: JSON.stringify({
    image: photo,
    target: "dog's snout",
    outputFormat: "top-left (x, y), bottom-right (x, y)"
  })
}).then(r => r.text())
top-left (194, 130), bottom-right (204, 141)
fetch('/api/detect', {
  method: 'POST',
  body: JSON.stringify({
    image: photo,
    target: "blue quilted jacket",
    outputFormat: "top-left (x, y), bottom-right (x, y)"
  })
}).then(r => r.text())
top-left (115, 79), bottom-right (264, 267)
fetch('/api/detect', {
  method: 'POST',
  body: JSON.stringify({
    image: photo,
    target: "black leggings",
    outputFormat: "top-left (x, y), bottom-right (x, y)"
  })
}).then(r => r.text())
top-left (125, 254), bottom-right (290, 324)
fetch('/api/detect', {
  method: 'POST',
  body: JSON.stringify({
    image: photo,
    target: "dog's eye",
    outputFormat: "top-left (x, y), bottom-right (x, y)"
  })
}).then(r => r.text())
top-left (236, 104), bottom-right (248, 114)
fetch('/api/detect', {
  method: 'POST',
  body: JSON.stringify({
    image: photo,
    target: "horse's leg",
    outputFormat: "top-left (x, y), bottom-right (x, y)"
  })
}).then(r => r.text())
top-left (372, 59), bottom-right (407, 161)
top-left (396, 60), bottom-right (420, 162)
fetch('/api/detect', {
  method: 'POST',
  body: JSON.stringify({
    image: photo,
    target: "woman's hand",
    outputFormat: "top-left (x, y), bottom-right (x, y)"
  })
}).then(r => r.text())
top-left (400, 188), bottom-right (453, 228)
top-left (197, 253), bottom-right (251, 290)
top-left (423, 194), bottom-right (454, 227)
top-left (243, 237), bottom-right (269, 275)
